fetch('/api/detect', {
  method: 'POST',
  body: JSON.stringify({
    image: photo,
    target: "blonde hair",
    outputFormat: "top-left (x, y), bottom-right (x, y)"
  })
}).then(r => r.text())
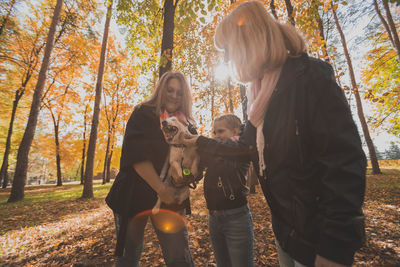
top-left (214, 0), bottom-right (305, 82)
top-left (214, 114), bottom-right (242, 131)
top-left (141, 71), bottom-right (193, 121)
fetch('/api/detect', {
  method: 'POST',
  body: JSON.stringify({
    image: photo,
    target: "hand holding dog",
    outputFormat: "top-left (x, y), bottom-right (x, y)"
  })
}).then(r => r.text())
top-left (157, 184), bottom-right (181, 205)
top-left (180, 132), bottom-right (198, 146)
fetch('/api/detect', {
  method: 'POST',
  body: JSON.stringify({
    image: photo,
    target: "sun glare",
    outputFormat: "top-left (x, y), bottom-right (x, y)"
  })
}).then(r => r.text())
top-left (214, 62), bottom-right (230, 82)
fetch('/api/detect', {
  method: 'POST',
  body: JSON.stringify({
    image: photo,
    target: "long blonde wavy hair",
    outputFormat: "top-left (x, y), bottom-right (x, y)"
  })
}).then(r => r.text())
top-left (141, 71), bottom-right (194, 122)
top-left (214, 0), bottom-right (306, 82)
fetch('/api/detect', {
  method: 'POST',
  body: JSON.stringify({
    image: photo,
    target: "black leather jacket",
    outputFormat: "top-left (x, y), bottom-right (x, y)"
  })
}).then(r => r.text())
top-left (196, 54), bottom-right (366, 266)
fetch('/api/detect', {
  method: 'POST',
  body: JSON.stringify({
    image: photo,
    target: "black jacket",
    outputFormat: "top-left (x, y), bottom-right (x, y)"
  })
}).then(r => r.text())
top-left (196, 54), bottom-right (366, 266)
top-left (199, 138), bottom-right (249, 210)
top-left (105, 104), bottom-right (191, 256)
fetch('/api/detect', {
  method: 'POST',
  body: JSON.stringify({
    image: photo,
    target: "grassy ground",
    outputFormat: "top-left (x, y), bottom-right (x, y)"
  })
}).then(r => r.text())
top-left (0, 169), bottom-right (399, 266)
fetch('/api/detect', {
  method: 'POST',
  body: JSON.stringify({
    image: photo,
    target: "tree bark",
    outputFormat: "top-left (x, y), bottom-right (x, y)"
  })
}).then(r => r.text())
top-left (227, 78), bottom-right (233, 113)
top-left (80, 106), bottom-right (87, 185)
top-left (382, 0), bottom-right (400, 59)
top-left (270, 0), bottom-right (278, 20)
top-left (374, 0), bottom-right (395, 48)
top-left (312, 0), bottom-right (329, 61)
top-left (332, 4), bottom-right (381, 174)
top-left (8, 0), bottom-right (64, 202)
top-left (106, 139), bottom-right (114, 183)
top-left (102, 132), bottom-right (110, 184)
top-left (240, 85), bottom-right (247, 122)
top-left (284, 0), bottom-right (296, 26)
top-left (0, 89), bottom-right (22, 188)
top-left (54, 123), bottom-right (62, 186)
top-left (82, 0), bottom-right (113, 199)
top-left (159, 0), bottom-right (178, 78)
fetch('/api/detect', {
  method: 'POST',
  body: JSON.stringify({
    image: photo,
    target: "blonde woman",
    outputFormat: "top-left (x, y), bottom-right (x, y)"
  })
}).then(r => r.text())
top-left (106, 71), bottom-right (195, 267)
top-left (184, 1), bottom-right (366, 267)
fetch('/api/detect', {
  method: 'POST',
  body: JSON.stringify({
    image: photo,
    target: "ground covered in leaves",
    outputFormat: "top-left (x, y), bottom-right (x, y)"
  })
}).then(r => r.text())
top-left (0, 169), bottom-right (399, 266)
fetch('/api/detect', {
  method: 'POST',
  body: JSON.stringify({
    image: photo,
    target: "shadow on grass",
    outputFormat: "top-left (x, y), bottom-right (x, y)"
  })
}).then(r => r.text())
top-left (0, 183), bottom-right (112, 234)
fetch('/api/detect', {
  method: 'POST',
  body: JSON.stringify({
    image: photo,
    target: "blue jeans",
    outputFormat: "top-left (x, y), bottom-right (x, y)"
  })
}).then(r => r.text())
top-left (275, 239), bottom-right (307, 267)
top-left (114, 211), bottom-right (194, 267)
top-left (208, 204), bottom-right (254, 267)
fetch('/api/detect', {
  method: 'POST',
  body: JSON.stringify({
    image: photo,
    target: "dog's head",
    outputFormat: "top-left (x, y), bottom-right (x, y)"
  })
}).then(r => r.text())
top-left (161, 117), bottom-right (189, 144)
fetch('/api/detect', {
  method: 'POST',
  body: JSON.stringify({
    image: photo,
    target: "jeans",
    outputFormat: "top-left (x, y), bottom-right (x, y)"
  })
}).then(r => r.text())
top-left (275, 239), bottom-right (307, 267)
top-left (208, 204), bottom-right (254, 267)
top-left (114, 210), bottom-right (194, 267)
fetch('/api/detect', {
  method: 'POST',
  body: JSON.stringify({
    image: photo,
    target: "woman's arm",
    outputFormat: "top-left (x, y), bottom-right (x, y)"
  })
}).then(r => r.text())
top-left (134, 161), bottom-right (178, 205)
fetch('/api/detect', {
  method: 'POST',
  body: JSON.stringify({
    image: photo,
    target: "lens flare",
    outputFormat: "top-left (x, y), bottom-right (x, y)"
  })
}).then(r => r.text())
top-left (131, 209), bottom-right (186, 234)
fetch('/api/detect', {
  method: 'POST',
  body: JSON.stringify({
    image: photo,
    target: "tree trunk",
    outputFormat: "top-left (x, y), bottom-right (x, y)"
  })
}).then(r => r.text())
top-left (312, 0), bottom-right (329, 61)
top-left (80, 107), bottom-right (87, 185)
top-left (51, 120), bottom-right (62, 186)
top-left (82, 0), bottom-right (113, 199)
top-left (227, 78), bottom-right (233, 113)
top-left (374, 0), bottom-right (395, 49)
top-left (106, 139), bottom-right (114, 183)
top-left (284, 0), bottom-right (295, 26)
top-left (8, 0), bottom-right (64, 203)
top-left (382, 0), bottom-right (400, 59)
top-left (0, 89), bottom-right (22, 188)
top-left (240, 85), bottom-right (248, 122)
top-left (270, 0), bottom-right (278, 20)
top-left (102, 131), bottom-right (111, 184)
top-left (159, 0), bottom-right (178, 78)
top-left (0, 0), bottom-right (17, 36)
top-left (332, 5), bottom-right (381, 174)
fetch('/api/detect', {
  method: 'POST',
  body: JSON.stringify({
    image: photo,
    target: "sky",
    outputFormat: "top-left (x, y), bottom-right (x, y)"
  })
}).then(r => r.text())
top-left (16, 0), bottom-right (398, 153)
top-left (106, 1), bottom-right (399, 153)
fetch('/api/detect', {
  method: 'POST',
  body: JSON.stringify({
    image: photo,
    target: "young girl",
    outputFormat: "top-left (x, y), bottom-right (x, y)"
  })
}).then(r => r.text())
top-left (199, 114), bottom-right (254, 267)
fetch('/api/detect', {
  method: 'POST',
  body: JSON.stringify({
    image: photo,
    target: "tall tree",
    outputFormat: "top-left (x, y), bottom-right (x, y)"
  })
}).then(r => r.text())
top-left (159, 0), bottom-right (178, 77)
top-left (42, 83), bottom-right (71, 186)
top-left (82, 0), bottom-right (113, 199)
top-left (382, 0), bottom-right (400, 59)
top-left (8, 0), bottom-right (64, 202)
top-left (80, 104), bottom-right (89, 185)
top-left (269, 0), bottom-right (279, 20)
top-left (331, 1), bottom-right (381, 174)
top-left (284, 0), bottom-right (296, 25)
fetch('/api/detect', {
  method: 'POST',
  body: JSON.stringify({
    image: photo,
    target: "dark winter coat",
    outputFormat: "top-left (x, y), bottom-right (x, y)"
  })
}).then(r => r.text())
top-left (199, 138), bottom-right (250, 211)
top-left (196, 53), bottom-right (366, 266)
top-left (105, 104), bottom-right (191, 256)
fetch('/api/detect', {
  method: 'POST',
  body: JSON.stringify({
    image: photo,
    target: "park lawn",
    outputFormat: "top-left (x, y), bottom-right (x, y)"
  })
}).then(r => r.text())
top-left (0, 170), bottom-right (399, 266)
top-left (0, 181), bottom-right (112, 234)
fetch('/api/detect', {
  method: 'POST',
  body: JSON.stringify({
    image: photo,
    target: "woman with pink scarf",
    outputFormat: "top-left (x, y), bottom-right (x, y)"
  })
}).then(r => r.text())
top-left (184, 1), bottom-right (366, 267)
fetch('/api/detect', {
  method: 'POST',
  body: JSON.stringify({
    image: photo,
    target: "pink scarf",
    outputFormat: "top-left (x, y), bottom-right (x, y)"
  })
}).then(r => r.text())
top-left (248, 68), bottom-right (282, 176)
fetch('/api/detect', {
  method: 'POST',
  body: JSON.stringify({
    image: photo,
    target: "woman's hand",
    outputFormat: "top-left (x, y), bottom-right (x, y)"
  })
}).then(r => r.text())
top-left (134, 161), bottom-right (179, 204)
top-left (315, 255), bottom-right (348, 267)
top-left (157, 184), bottom-right (180, 205)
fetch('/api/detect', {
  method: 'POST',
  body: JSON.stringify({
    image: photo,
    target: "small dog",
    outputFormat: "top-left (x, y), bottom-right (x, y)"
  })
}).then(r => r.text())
top-left (153, 117), bottom-right (200, 213)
